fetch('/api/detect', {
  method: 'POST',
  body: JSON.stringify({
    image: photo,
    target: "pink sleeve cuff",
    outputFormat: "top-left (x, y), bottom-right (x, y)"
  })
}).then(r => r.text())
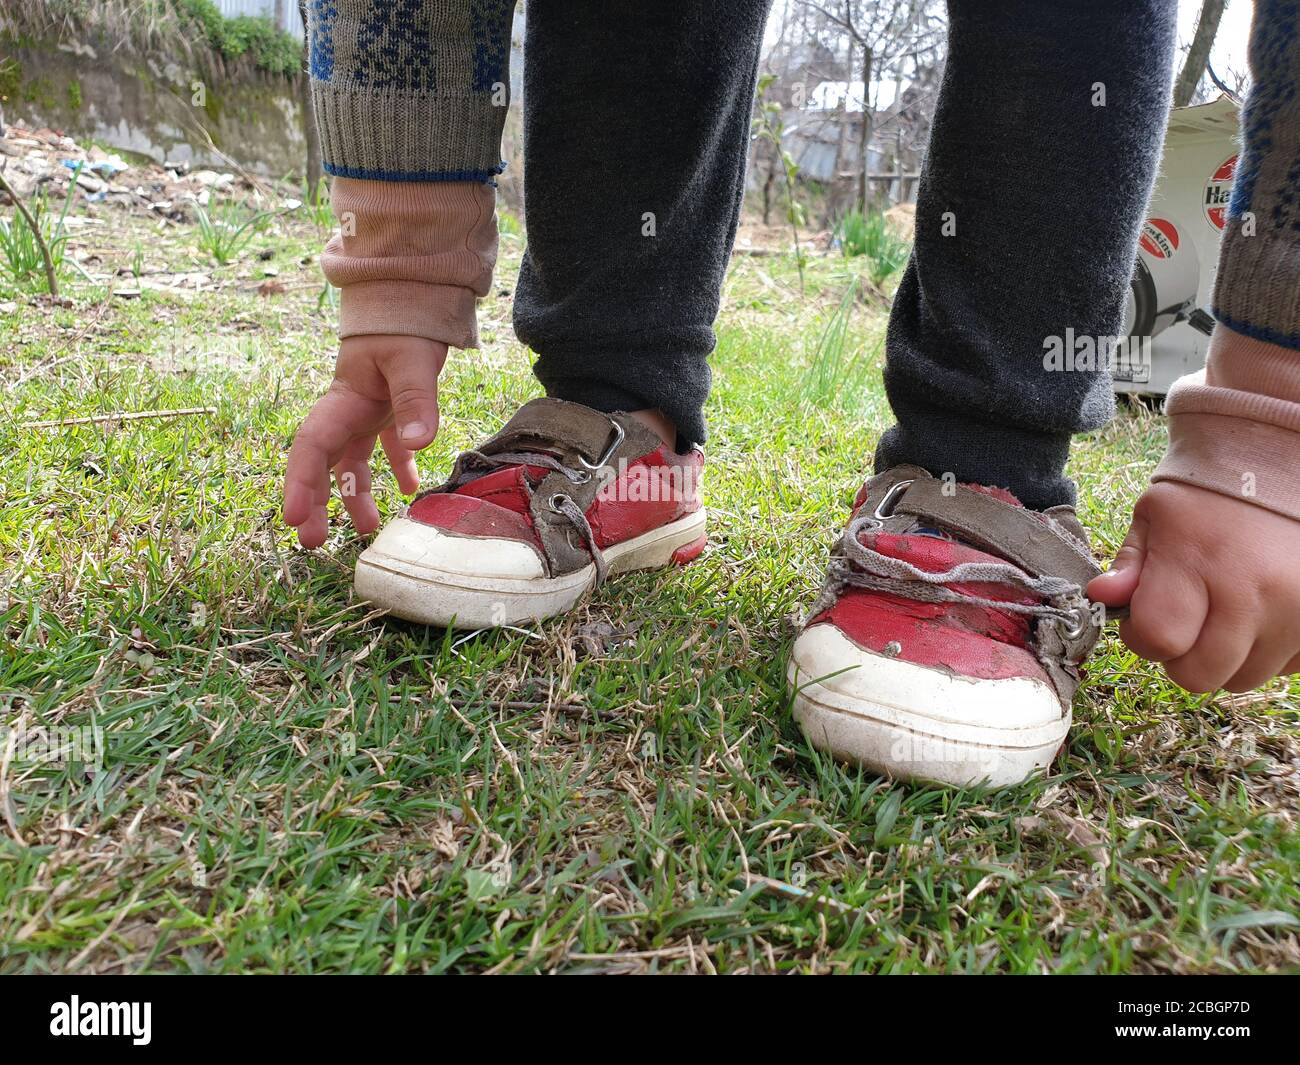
top-left (334, 279), bottom-right (483, 349)
top-left (319, 177), bottom-right (498, 348)
top-left (1152, 330), bottom-right (1300, 521)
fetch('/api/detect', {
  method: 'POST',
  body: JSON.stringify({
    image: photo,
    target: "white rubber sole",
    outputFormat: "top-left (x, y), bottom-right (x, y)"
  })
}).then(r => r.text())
top-left (354, 509), bottom-right (706, 630)
top-left (787, 624), bottom-right (1069, 788)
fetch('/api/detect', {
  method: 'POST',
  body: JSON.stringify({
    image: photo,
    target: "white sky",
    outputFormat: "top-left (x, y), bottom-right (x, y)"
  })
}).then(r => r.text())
top-left (1181, 0), bottom-right (1253, 83)
top-left (768, 1), bottom-right (1257, 92)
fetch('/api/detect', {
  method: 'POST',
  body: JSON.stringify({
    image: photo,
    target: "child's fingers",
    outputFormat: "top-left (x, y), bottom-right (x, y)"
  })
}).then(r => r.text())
top-left (379, 426), bottom-right (421, 495)
top-left (1087, 509), bottom-right (1148, 607)
top-left (283, 447), bottom-right (331, 548)
top-left (1224, 631), bottom-right (1300, 693)
top-left (379, 428), bottom-right (421, 494)
top-left (287, 492), bottom-right (330, 550)
top-left (1161, 608), bottom-right (1255, 694)
top-left (284, 420), bottom-right (340, 546)
top-left (334, 435), bottom-right (381, 535)
top-left (284, 392), bottom-right (383, 547)
top-left (382, 347), bottom-right (441, 449)
top-left (1119, 553), bottom-right (1208, 663)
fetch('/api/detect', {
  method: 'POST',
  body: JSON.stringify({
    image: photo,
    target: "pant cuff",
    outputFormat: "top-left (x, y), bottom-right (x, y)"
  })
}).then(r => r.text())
top-left (873, 417), bottom-right (1078, 511)
top-left (533, 352), bottom-right (710, 452)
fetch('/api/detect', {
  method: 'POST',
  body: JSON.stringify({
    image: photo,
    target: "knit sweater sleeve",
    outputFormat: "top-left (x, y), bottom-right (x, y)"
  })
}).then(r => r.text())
top-left (1153, 0), bottom-right (1300, 520)
top-left (303, 1), bottom-right (514, 346)
top-left (305, 0), bottom-right (515, 182)
top-left (1208, 0), bottom-right (1300, 348)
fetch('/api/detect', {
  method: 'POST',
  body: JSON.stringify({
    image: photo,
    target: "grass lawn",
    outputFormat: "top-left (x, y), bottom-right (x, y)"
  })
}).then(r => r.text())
top-left (1, 198), bottom-right (1298, 974)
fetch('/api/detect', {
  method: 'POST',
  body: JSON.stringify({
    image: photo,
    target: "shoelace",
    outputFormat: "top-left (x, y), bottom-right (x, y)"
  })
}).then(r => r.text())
top-left (444, 448), bottom-right (609, 584)
top-left (810, 511), bottom-right (1093, 638)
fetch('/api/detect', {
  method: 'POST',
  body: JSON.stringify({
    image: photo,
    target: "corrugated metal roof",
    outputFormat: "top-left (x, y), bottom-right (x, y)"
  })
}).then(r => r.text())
top-left (213, 0), bottom-right (304, 41)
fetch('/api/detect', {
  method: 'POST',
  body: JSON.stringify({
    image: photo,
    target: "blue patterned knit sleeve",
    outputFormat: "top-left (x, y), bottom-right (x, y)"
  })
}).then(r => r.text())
top-left (1214, 0), bottom-right (1300, 350)
top-left (305, 0), bottom-right (516, 182)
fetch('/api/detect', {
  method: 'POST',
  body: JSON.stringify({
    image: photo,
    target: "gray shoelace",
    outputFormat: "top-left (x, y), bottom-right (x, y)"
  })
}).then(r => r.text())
top-left (810, 511), bottom-right (1091, 636)
top-left (443, 448), bottom-right (609, 583)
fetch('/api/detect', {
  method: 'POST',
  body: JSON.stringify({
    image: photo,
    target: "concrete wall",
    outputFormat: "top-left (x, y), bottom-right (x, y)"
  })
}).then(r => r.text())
top-left (2, 42), bottom-right (305, 178)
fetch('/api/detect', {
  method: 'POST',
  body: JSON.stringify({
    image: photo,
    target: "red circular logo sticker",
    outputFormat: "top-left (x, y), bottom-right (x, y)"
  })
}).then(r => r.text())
top-left (1204, 155), bottom-right (1237, 230)
top-left (1139, 217), bottom-right (1180, 259)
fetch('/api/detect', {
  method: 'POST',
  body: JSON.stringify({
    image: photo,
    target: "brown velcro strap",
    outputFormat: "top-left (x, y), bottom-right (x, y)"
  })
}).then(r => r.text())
top-left (480, 398), bottom-right (619, 465)
top-left (894, 477), bottom-right (1101, 588)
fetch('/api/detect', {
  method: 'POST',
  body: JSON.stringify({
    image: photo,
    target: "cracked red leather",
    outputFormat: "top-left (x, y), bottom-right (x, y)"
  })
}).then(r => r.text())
top-left (407, 491), bottom-right (539, 546)
top-left (409, 399), bottom-right (702, 578)
top-left (588, 447), bottom-right (702, 549)
top-left (813, 465), bottom-right (1105, 703)
top-left (818, 580), bottom-right (1053, 685)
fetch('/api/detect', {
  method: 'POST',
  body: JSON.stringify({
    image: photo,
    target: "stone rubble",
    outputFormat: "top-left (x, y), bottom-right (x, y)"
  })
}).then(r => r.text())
top-left (0, 120), bottom-right (267, 223)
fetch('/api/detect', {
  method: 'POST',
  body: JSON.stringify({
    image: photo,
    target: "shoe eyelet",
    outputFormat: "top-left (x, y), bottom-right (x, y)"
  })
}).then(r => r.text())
top-left (548, 493), bottom-right (571, 514)
top-left (1056, 610), bottom-right (1087, 639)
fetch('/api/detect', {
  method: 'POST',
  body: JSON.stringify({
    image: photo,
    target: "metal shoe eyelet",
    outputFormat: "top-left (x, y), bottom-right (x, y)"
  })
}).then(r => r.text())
top-left (571, 470), bottom-right (593, 485)
top-left (1056, 610), bottom-right (1087, 640)
top-left (548, 493), bottom-right (571, 514)
top-left (873, 479), bottom-right (914, 520)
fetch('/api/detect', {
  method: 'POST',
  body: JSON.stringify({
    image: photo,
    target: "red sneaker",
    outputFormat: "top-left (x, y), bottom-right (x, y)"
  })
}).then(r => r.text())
top-left (355, 399), bottom-right (705, 629)
top-left (787, 465), bottom-right (1104, 787)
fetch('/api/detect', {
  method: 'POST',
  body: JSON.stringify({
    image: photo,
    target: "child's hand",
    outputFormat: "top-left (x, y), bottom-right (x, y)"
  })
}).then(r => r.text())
top-left (283, 334), bottom-right (447, 548)
top-left (1088, 481), bottom-right (1300, 693)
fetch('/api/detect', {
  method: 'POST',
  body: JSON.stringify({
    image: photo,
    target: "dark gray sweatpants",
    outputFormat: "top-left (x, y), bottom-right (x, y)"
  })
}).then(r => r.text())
top-left (514, 0), bottom-right (1178, 509)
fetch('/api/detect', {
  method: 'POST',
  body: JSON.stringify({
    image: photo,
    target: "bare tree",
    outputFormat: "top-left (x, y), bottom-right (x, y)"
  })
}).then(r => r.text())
top-left (856, 35), bottom-right (873, 213)
top-left (1174, 0), bottom-right (1227, 107)
top-left (1215, 60), bottom-right (1251, 100)
top-left (799, 0), bottom-right (944, 213)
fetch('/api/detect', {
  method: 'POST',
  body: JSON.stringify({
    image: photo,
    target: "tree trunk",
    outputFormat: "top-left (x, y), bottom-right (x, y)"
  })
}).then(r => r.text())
top-left (1174, 0), bottom-right (1227, 107)
top-left (856, 45), bottom-right (873, 215)
top-left (300, 41), bottom-right (323, 199)
top-left (893, 129), bottom-right (904, 208)
top-left (833, 41), bottom-right (853, 222)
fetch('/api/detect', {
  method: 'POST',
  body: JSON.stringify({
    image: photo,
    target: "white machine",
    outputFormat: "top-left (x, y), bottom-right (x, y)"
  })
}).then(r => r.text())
top-left (1115, 96), bottom-right (1240, 396)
